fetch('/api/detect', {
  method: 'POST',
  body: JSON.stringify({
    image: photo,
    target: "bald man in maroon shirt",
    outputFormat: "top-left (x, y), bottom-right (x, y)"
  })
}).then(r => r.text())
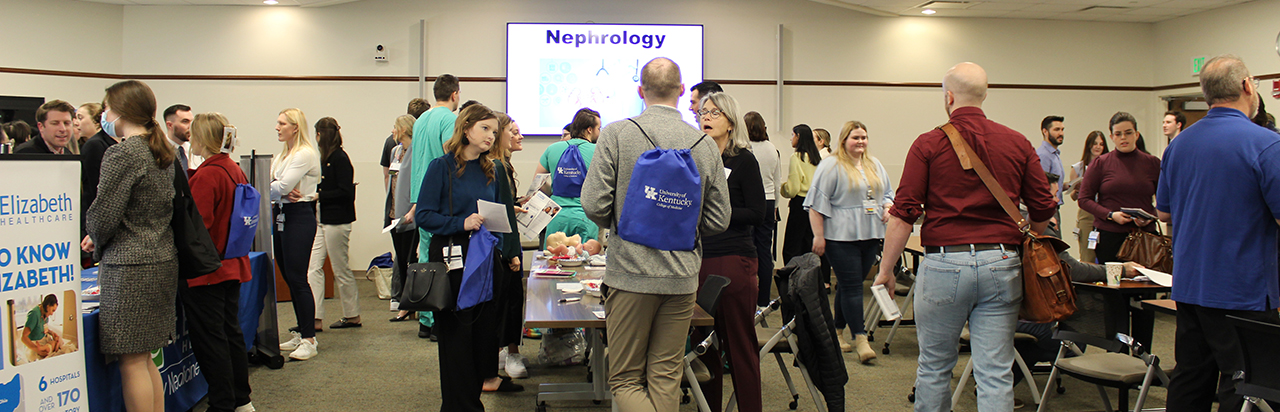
top-left (874, 62), bottom-right (1056, 412)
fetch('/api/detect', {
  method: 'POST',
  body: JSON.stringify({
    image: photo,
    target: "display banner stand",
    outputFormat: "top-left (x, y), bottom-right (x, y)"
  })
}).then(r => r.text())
top-left (240, 152), bottom-right (283, 369)
top-left (0, 155), bottom-right (90, 412)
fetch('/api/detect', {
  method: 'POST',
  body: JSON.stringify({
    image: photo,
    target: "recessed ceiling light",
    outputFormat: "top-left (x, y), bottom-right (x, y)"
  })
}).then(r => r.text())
top-left (921, 8), bottom-right (937, 14)
top-left (263, 0), bottom-right (278, 4)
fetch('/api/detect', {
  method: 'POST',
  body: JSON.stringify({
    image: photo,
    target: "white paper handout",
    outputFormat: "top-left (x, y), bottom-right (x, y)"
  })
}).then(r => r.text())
top-left (382, 218), bottom-right (401, 234)
top-left (870, 284), bottom-right (902, 321)
top-left (1135, 267), bottom-right (1172, 287)
top-left (518, 191), bottom-right (562, 242)
top-left (526, 173), bottom-right (552, 199)
top-left (477, 199), bottom-right (513, 233)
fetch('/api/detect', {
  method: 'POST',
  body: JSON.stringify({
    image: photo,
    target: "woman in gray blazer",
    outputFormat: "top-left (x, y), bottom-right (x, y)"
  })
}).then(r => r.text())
top-left (84, 79), bottom-right (178, 412)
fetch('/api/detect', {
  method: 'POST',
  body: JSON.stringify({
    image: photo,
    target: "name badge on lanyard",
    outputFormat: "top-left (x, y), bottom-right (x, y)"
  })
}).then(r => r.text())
top-left (864, 187), bottom-right (877, 215)
top-left (445, 245), bottom-right (464, 271)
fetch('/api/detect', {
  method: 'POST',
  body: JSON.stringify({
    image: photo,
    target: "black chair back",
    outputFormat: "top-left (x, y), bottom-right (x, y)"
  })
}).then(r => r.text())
top-left (1227, 315), bottom-right (1280, 403)
top-left (697, 275), bottom-right (731, 315)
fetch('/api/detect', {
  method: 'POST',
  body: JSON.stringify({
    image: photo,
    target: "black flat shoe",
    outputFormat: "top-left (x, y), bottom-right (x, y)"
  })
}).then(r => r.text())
top-left (483, 377), bottom-right (525, 392)
top-left (329, 318), bottom-right (362, 329)
top-left (390, 313), bottom-right (413, 322)
top-left (418, 326), bottom-right (432, 339)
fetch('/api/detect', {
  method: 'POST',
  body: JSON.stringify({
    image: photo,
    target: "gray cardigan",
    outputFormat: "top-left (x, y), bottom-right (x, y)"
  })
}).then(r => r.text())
top-left (86, 136), bottom-right (177, 265)
top-left (582, 104), bottom-right (731, 295)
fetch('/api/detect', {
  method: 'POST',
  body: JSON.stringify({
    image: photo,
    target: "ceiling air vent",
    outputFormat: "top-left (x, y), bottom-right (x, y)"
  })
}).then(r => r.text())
top-left (1078, 5), bottom-right (1130, 11)
top-left (916, 0), bottom-right (972, 9)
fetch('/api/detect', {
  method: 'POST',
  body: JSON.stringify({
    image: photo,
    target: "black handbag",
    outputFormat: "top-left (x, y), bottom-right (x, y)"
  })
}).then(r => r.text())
top-left (399, 260), bottom-right (454, 312)
top-left (396, 165), bottom-right (458, 312)
top-left (172, 164), bottom-right (222, 279)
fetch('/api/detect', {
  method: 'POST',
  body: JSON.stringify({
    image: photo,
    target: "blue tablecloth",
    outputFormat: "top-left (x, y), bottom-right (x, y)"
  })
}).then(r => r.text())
top-left (84, 252), bottom-right (272, 412)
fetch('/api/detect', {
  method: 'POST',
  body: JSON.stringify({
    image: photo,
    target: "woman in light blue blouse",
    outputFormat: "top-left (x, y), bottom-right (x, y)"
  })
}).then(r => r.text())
top-left (805, 120), bottom-right (893, 364)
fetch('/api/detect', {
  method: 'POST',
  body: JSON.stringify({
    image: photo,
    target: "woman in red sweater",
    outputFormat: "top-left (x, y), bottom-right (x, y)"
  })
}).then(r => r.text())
top-left (183, 112), bottom-right (255, 412)
top-left (1077, 111), bottom-right (1161, 263)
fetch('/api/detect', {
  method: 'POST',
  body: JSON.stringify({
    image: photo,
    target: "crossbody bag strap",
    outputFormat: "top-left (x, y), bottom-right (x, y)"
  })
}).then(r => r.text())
top-left (938, 123), bottom-right (1029, 232)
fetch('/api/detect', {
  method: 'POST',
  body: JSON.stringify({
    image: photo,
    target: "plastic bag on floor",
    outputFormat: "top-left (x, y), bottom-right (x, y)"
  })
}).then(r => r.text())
top-left (537, 328), bottom-right (586, 366)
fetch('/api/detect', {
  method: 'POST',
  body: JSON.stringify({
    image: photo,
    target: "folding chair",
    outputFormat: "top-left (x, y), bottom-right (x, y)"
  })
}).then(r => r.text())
top-left (682, 275), bottom-right (730, 412)
top-left (951, 327), bottom-right (1044, 410)
top-left (1226, 315), bottom-right (1280, 412)
top-left (1035, 331), bottom-right (1172, 412)
top-left (726, 260), bottom-right (831, 412)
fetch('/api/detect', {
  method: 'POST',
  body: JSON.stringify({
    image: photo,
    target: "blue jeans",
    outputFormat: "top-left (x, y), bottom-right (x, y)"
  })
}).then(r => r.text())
top-left (914, 248), bottom-right (1022, 412)
top-left (828, 239), bottom-right (881, 336)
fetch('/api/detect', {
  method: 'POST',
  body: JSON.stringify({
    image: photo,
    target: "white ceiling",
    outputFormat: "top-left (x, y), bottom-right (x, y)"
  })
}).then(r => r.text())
top-left (814, 0), bottom-right (1254, 22)
top-left (77, 0), bottom-right (358, 6)
top-left (76, 0), bottom-right (1250, 21)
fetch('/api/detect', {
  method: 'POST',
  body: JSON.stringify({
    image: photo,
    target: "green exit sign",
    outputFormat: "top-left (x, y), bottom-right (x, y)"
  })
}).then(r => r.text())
top-left (1191, 56), bottom-right (1206, 76)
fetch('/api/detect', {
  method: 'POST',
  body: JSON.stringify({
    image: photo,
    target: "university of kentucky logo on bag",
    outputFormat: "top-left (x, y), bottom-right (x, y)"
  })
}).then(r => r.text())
top-left (215, 164), bottom-right (260, 259)
top-left (616, 119), bottom-right (705, 251)
top-left (552, 141), bottom-right (587, 198)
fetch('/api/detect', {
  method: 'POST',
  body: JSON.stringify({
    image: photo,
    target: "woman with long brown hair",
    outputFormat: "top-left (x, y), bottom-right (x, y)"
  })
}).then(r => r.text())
top-left (1068, 130), bottom-right (1108, 263)
top-left (84, 79), bottom-right (178, 412)
top-left (415, 103), bottom-right (516, 410)
top-left (485, 112), bottom-right (529, 384)
top-left (1078, 112), bottom-right (1161, 263)
top-left (307, 117), bottom-right (360, 329)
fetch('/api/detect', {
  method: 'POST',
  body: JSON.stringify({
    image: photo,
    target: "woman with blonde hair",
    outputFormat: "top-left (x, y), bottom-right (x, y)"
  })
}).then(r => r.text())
top-left (84, 79), bottom-right (178, 412)
top-left (184, 112), bottom-right (255, 412)
top-left (75, 102), bottom-right (102, 147)
top-left (805, 120), bottom-right (894, 363)
top-left (814, 128), bottom-right (833, 158)
top-left (415, 103), bottom-right (517, 410)
top-left (696, 92), bottom-right (767, 412)
top-left (389, 114), bottom-right (419, 323)
top-left (271, 107), bottom-right (322, 360)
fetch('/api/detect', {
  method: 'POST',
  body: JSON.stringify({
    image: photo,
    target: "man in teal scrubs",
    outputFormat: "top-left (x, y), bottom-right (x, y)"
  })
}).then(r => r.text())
top-left (408, 74), bottom-right (460, 337)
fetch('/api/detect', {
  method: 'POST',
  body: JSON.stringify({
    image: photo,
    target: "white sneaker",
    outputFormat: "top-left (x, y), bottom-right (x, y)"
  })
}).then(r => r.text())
top-left (505, 353), bottom-right (528, 378)
top-left (389, 300), bottom-right (399, 312)
top-left (234, 402), bottom-right (256, 412)
top-left (290, 339), bottom-right (318, 361)
top-left (280, 331), bottom-right (302, 351)
top-left (498, 348), bottom-right (508, 371)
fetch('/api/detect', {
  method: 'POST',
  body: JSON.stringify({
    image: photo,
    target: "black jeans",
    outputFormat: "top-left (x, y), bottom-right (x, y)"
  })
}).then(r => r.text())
top-left (428, 232), bottom-right (499, 412)
top-left (1166, 302), bottom-right (1280, 412)
top-left (754, 199), bottom-right (776, 306)
top-left (390, 228), bottom-right (418, 299)
top-left (828, 239), bottom-right (881, 334)
top-left (1094, 228), bottom-right (1130, 264)
top-left (179, 280), bottom-right (251, 412)
top-left (273, 202), bottom-right (317, 338)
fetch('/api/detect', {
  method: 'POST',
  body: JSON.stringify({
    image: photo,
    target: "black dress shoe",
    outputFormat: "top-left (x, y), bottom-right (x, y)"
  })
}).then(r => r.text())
top-left (418, 325), bottom-right (432, 339)
top-left (329, 318), bottom-right (362, 329)
top-left (483, 377), bottom-right (525, 392)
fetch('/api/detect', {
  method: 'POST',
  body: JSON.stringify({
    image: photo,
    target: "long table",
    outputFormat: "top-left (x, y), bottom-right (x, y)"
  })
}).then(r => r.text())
top-left (525, 258), bottom-right (713, 409)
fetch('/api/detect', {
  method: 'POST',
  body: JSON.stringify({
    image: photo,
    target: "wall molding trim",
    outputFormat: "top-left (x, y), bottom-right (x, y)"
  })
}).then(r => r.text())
top-left (4, 66), bottom-right (1276, 93)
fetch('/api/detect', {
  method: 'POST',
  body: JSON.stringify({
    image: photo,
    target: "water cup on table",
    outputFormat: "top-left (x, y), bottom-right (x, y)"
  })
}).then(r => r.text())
top-left (1104, 262), bottom-right (1123, 286)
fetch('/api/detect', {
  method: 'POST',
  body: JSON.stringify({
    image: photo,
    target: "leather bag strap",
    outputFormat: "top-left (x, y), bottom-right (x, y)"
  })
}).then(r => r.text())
top-left (939, 123), bottom-right (1029, 232)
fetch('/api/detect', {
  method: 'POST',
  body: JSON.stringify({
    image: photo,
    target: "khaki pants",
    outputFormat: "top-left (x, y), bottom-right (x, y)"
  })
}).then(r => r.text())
top-left (307, 222), bottom-right (359, 320)
top-left (1075, 208), bottom-right (1097, 264)
top-left (604, 288), bottom-right (694, 412)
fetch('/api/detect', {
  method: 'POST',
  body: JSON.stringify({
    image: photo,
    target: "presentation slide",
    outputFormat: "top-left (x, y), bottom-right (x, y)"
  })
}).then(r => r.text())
top-left (507, 23), bottom-right (704, 135)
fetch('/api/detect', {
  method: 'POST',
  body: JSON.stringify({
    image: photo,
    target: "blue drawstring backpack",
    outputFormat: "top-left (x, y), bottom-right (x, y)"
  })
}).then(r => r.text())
top-left (616, 119), bottom-right (706, 251)
top-left (552, 141), bottom-right (588, 198)
top-left (214, 164), bottom-right (260, 259)
top-left (457, 225), bottom-right (499, 310)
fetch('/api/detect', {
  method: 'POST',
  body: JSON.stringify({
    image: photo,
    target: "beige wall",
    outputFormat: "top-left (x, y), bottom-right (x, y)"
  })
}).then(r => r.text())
top-left (11, 0), bottom-right (1260, 268)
